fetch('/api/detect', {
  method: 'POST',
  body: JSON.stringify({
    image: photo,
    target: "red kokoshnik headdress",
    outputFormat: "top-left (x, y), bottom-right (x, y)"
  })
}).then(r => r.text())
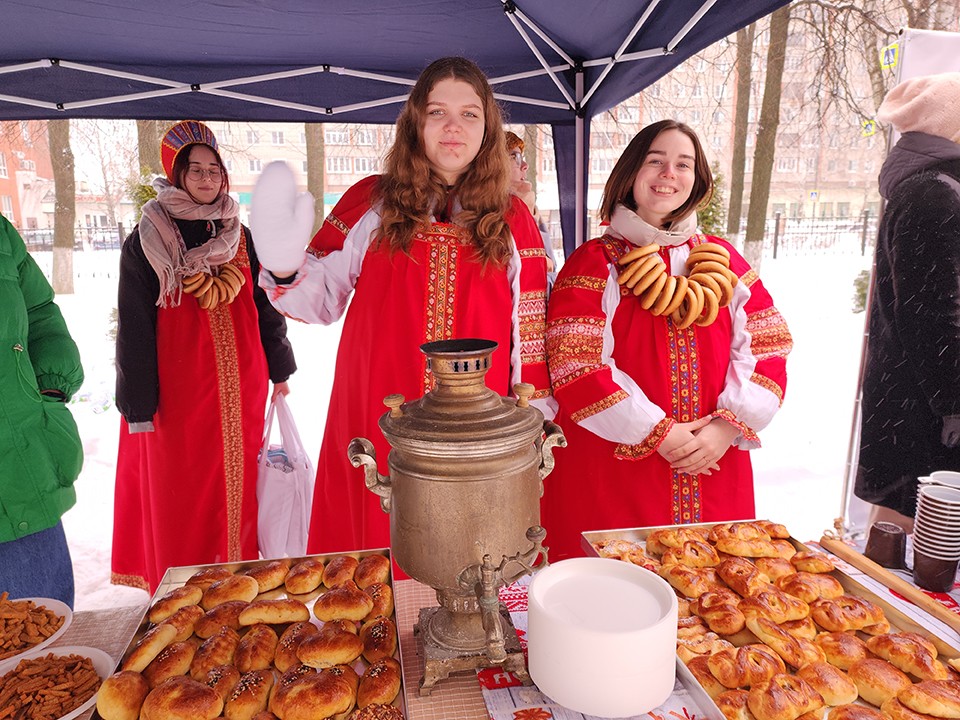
top-left (160, 120), bottom-right (218, 183)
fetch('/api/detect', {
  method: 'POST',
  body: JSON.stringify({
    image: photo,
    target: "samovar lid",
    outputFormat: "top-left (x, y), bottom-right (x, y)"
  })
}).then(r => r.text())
top-left (378, 338), bottom-right (543, 446)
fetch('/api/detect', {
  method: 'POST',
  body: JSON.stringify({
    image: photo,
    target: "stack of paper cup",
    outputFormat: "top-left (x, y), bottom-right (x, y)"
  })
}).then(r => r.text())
top-left (912, 484), bottom-right (960, 592)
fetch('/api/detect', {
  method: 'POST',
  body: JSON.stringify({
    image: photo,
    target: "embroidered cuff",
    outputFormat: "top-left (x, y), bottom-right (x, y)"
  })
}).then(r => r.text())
top-left (614, 417), bottom-right (674, 461)
top-left (711, 409), bottom-right (759, 445)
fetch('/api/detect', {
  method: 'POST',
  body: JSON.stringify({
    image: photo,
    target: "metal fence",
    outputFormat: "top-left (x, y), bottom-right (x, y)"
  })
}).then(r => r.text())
top-left (759, 211), bottom-right (878, 258)
top-left (21, 225), bottom-right (126, 252)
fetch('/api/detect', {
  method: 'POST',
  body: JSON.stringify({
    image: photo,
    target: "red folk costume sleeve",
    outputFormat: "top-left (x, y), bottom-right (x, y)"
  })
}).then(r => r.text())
top-left (546, 234), bottom-right (791, 459)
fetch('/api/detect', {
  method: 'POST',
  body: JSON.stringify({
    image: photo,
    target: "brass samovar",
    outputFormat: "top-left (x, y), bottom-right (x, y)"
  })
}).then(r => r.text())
top-left (348, 338), bottom-right (566, 694)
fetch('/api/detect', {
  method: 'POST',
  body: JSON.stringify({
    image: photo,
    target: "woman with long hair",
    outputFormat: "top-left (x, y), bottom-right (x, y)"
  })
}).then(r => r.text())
top-left (544, 120), bottom-right (792, 559)
top-left (251, 57), bottom-right (552, 556)
top-left (113, 121), bottom-right (296, 592)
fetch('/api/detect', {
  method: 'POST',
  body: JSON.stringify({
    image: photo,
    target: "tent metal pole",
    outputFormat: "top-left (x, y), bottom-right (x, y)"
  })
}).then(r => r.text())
top-left (502, 8), bottom-right (576, 109)
top-left (494, 93), bottom-right (568, 110)
top-left (575, 71), bottom-right (585, 249)
top-left (0, 60), bottom-right (47, 75)
top-left (667, 0), bottom-right (721, 51)
top-left (62, 87), bottom-right (193, 111)
top-left (0, 93), bottom-right (58, 110)
top-left (509, 6), bottom-right (577, 67)
top-left (581, 0), bottom-right (663, 106)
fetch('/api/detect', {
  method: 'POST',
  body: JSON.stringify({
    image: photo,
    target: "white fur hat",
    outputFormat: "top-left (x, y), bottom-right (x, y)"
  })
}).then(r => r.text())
top-left (878, 72), bottom-right (960, 142)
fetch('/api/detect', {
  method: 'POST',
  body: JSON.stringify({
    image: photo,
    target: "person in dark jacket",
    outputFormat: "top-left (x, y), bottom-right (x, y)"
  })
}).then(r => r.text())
top-left (855, 72), bottom-right (960, 530)
top-left (0, 213), bottom-right (84, 606)
top-left (113, 121), bottom-right (297, 593)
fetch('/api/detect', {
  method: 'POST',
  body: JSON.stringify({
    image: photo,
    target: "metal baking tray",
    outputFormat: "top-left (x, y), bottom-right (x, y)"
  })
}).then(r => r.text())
top-left (92, 548), bottom-right (406, 719)
top-left (582, 522), bottom-right (960, 720)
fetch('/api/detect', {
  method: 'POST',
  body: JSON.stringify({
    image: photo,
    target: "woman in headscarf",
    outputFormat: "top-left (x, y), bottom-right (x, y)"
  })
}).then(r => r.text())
top-left (113, 121), bottom-right (296, 592)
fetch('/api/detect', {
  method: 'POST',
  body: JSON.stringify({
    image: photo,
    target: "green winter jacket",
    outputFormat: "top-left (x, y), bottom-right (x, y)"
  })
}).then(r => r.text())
top-left (0, 215), bottom-right (84, 542)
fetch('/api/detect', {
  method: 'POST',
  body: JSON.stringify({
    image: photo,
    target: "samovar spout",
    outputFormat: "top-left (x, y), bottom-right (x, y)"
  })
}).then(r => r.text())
top-left (347, 437), bottom-right (392, 513)
top-left (457, 525), bottom-right (548, 665)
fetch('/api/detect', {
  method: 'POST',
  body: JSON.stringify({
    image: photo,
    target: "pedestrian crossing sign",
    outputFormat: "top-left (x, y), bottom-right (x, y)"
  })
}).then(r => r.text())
top-left (880, 43), bottom-right (898, 69)
top-left (862, 120), bottom-right (877, 137)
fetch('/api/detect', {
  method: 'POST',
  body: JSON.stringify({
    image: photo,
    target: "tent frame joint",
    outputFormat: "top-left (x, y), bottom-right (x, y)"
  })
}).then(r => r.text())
top-left (502, 0), bottom-right (516, 14)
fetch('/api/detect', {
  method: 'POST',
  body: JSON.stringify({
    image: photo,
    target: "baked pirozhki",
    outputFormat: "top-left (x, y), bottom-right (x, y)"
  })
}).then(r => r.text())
top-left (238, 598), bottom-right (310, 626)
top-left (190, 626), bottom-right (241, 681)
top-left (898, 679), bottom-right (960, 718)
top-left (847, 658), bottom-right (912, 707)
top-left (827, 706), bottom-right (887, 720)
top-left (224, 668), bottom-right (274, 720)
top-left (313, 582), bottom-right (375, 622)
top-left (364, 582), bottom-right (395, 621)
top-left (96, 670), bottom-right (151, 720)
top-left (357, 657), bottom-right (402, 708)
top-left (148, 584), bottom-right (204, 624)
top-left (790, 552), bottom-right (836, 574)
top-left (323, 555), bottom-right (360, 589)
top-left (275, 621), bottom-right (321, 674)
top-left (160, 604), bottom-right (206, 643)
top-left (708, 644), bottom-right (787, 689)
top-left (349, 705), bottom-right (405, 720)
top-left (284, 558), bottom-right (326, 595)
top-left (714, 689), bottom-right (755, 720)
top-left (244, 560), bottom-right (291, 593)
top-left (140, 675), bottom-right (224, 720)
top-left (194, 600), bottom-right (248, 639)
top-left (360, 616), bottom-right (398, 664)
top-left (795, 662), bottom-right (858, 707)
top-left (201, 575), bottom-right (260, 610)
top-left (204, 664), bottom-right (241, 704)
top-left (865, 633), bottom-right (949, 681)
top-left (355, 554), bottom-right (391, 589)
top-left (185, 566), bottom-right (235, 590)
top-left (122, 623), bottom-right (179, 673)
top-left (747, 673), bottom-right (824, 720)
top-left (814, 632), bottom-right (871, 671)
top-left (143, 638), bottom-right (201, 688)
top-left (234, 623), bottom-right (279, 673)
top-left (776, 572), bottom-right (844, 604)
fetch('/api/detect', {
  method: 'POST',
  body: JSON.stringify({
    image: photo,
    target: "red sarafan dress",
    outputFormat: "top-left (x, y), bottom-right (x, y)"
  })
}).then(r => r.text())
top-left (260, 176), bottom-right (552, 559)
top-left (113, 236), bottom-right (287, 593)
top-left (544, 211), bottom-right (792, 560)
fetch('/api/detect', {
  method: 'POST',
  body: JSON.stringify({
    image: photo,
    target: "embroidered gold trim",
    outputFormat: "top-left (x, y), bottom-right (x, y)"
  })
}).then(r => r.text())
top-left (570, 390), bottom-right (629, 422)
top-left (749, 373), bottom-right (784, 406)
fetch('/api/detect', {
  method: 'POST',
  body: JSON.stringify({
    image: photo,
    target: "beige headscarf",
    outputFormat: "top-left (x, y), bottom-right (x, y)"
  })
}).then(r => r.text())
top-left (139, 177), bottom-right (241, 307)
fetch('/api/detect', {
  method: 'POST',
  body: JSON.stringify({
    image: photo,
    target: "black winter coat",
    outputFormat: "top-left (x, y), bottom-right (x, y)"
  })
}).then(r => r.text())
top-left (855, 133), bottom-right (960, 516)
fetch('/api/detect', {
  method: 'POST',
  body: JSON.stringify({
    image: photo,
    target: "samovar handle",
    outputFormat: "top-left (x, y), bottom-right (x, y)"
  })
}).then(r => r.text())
top-left (347, 437), bottom-right (392, 514)
top-left (535, 421), bottom-right (567, 493)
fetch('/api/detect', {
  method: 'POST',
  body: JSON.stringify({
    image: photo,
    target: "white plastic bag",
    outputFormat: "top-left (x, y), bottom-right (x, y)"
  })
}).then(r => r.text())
top-left (257, 393), bottom-right (314, 557)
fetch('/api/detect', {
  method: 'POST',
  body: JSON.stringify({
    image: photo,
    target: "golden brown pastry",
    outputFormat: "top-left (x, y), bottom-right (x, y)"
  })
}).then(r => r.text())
top-left (185, 566), bottom-right (235, 590)
top-left (355, 554), bottom-right (391, 589)
top-left (796, 662), bottom-right (858, 706)
top-left (795, 637), bottom-right (827, 667)
top-left (160, 604), bottom-right (206, 643)
top-left (190, 626), bottom-right (241, 681)
top-left (744, 615), bottom-right (805, 668)
top-left (275, 621), bottom-right (321, 674)
top-left (709, 522), bottom-right (771, 543)
top-left (323, 555), bottom-right (360, 588)
top-left (349, 705), bottom-right (405, 720)
top-left (148, 585), bottom-right (204, 624)
top-left (357, 657), bottom-right (402, 708)
top-left (593, 538), bottom-right (661, 572)
top-left (270, 667), bottom-right (356, 720)
top-left (747, 673), bottom-right (824, 720)
top-left (143, 638), bottom-right (201, 688)
top-left (659, 563), bottom-right (725, 598)
top-left (646, 526), bottom-right (709, 555)
top-left (224, 669), bottom-right (275, 720)
top-left (740, 589), bottom-right (810, 624)
top-left (360, 616), bottom-right (398, 664)
top-left (719, 557), bottom-right (772, 597)
top-left (268, 664), bottom-right (317, 715)
top-left (776, 573), bottom-right (844, 604)
top-left (235, 623), bottom-right (279, 673)
top-left (694, 589), bottom-right (746, 636)
top-left (847, 658), bottom-right (912, 707)
top-left (364, 582), bottom-right (395, 621)
top-left (204, 664), bottom-right (242, 704)
top-left (770, 540), bottom-right (798, 560)
top-left (810, 595), bottom-right (885, 633)
top-left (755, 521), bottom-right (791, 539)
top-left (827, 705), bottom-right (887, 720)
top-left (141, 675), bottom-right (224, 720)
top-left (754, 558), bottom-right (797, 584)
top-left (314, 582), bottom-right (376, 622)
top-left (814, 631), bottom-right (871, 671)
top-left (898, 679), bottom-right (960, 718)
top-left (881, 697), bottom-right (942, 720)
top-left (122, 622), bottom-right (179, 673)
top-left (866, 633), bottom-right (949, 681)
top-left (195, 600), bottom-right (249, 639)
top-left (687, 654), bottom-right (730, 699)
top-left (716, 689), bottom-right (757, 720)
top-left (244, 560), bottom-right (291, 593)
top-left (708, 644), bottom-right (787, 689)
top-left (779, 617), bottom-right (818, 641)
top-left (284, 558), bottom-right (326, 595)
top-left (790, 552), bottom-right (836, 574)
top-left (239, 598), bottom-right (310, 626)
top-left (662, 539), bottom-right (722, 568)
top-left (297, 625), bottom-right (364, 668)
top-left (96, 670), bottom-right (151, 720)
top-left (202, 575), bottom-right (260, 610)
top-left (715, 536), bottom-right (780, 559)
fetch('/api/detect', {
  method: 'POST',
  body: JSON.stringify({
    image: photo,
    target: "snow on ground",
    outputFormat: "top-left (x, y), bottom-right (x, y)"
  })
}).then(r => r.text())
top-left (44, 245), bottom-right (874, 611)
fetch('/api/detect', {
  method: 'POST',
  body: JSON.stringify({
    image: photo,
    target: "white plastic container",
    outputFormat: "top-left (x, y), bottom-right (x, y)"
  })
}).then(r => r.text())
top-left (527, 557), bottom-right (678, 718)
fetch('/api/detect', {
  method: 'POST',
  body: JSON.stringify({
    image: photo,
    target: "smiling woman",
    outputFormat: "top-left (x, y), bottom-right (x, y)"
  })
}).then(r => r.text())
top-left (542, 119), bottom-right (793, 560)
top-left (249, 56), bottom-right (553, 559)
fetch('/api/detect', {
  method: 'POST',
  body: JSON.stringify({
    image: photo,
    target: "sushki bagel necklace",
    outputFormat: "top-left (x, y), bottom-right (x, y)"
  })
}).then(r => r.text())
top-left (617, 241), bottom-right (738, 329)
top-left (182, 262), bottom-right (246, 311)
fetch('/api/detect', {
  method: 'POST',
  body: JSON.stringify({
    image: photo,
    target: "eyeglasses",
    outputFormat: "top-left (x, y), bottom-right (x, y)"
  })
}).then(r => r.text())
top-left (186, 166), bottom-right (223, 180)
top-left (509, 150), bottom-right (525, 167)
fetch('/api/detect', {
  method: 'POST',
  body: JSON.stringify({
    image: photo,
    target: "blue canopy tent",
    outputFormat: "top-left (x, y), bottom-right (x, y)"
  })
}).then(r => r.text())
top-left (1, 0), bottom-right (790, 253)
